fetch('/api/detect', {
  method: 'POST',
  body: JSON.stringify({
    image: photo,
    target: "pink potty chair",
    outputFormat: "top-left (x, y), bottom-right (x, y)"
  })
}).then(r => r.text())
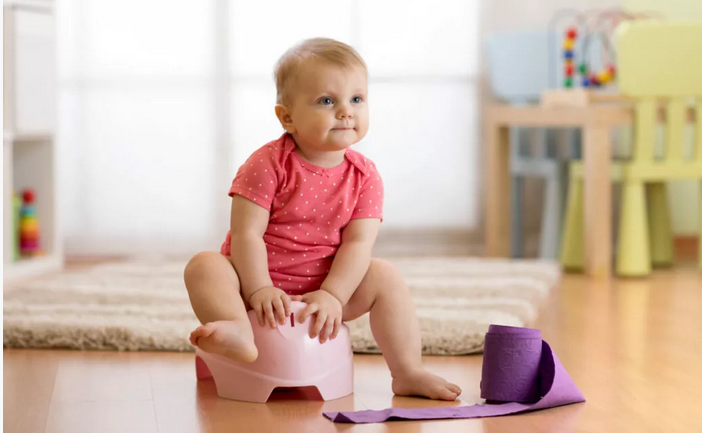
top-left (195, 301), bottom-right (354, 403)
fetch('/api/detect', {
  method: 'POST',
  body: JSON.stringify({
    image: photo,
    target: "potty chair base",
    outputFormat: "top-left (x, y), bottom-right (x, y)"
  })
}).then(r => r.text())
top-left (193, 301), bottom-right (354, 403)
top-left (196, 348), bottom-right (353, 403)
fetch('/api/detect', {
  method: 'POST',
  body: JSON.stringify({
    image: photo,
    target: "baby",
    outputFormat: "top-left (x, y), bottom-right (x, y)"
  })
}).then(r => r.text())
top-left (184, 38), bottom-right (461, 401)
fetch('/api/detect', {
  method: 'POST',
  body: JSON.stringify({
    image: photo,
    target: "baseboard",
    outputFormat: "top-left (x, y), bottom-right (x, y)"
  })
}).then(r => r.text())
top-left (373, 228), bottom-right (483, 257)
top-left (63, 232), bottom-right (698, 261)
top-left (674, 236), bottom-right (699, 259)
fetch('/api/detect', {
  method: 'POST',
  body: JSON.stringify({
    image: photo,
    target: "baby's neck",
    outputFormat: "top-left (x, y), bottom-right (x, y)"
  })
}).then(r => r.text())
top-left (294, 145), bottom-right (346, 168)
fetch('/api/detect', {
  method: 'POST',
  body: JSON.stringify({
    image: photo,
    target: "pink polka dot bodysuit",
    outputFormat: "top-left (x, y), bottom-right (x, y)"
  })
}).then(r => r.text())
top-left (220, 133), bottom-right (383, 295)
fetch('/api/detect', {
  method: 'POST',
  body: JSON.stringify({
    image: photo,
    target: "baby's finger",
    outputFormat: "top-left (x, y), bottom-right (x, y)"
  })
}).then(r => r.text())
top-left (281, 294), bottom-right (292, 317)
top-left (331, 317), bottom-right (342, 340)
top-left (262, 302), bottom-right (276, 328)
top-left (273, 297), bottom-right (286, 325)
top-left (298, 303), bottom-right (319, 324)
top-left (311, 312), bottom-right (327, 339)
top-left (252, 304), bottom-right (265, 327)
top-left (320, 318), bottom-right (335, 343)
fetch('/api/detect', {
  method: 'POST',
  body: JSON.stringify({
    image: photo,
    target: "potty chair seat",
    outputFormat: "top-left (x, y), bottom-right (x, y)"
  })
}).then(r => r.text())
top-left (195, 301), bottom-right (354, 403)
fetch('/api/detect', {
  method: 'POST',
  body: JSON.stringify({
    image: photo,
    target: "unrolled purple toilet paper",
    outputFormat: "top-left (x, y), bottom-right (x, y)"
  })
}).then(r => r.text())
top-left (324, 324), bottom-right (585, 423)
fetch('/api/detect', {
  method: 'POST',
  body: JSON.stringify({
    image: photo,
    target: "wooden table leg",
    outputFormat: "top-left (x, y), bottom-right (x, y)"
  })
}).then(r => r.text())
top-left (583, 125), bottom-right (612, 279)
top-left (485, 120), bottom-right (511, 257)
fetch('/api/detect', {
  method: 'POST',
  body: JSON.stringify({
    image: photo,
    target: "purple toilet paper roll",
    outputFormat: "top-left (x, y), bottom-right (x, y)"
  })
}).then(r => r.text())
top-left (324, 324), bottom-right (585, 424)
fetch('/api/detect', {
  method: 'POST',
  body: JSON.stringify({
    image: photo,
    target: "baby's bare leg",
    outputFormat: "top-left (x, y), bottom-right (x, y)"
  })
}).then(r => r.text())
top-left (342, 258), bottom-right (462, 401)
top-left (184, 251), bottom-right (257, 362)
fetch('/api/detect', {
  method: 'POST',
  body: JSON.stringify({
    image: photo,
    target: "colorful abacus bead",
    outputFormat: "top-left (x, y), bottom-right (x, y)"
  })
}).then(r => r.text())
top-left (608, 64), bottom-right (616, 77)
top-left (589, 74), bottom-right (600, 87)
top-left (565, 62), bottom-right (575, 76)
top-left (566, 28), bottom-right (577, 39)
top-left (597, 69), bottom-right (612, 84)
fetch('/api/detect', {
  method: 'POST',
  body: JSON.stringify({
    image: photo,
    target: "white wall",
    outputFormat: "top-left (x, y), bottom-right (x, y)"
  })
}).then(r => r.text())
top-left (57, 0), bottom-right (221, 255)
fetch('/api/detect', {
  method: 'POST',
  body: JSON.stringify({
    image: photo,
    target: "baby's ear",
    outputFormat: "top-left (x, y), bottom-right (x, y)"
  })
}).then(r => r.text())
top-left (274, 104), bottom-right (296, 134)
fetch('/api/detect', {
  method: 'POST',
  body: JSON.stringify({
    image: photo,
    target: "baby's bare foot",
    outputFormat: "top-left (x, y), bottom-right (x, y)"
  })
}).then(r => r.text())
top-left (391, 369), bottom-right (462, 401)
top-left (190, 320), bottom-right (258, 363)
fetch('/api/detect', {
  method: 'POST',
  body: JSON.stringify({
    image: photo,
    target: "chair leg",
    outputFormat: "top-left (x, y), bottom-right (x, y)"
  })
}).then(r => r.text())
top-left (698, 180), bottom-right (702, 272)
top-left (540, 174), bottom-right (563, 260)
top-left (617, 181), bottom-right (652, 276)
top-left (647, 182), bottom-right (674, 266)
top-left (511, 175), bottom-right (524, 258)
top-left (560, 177), bottom-right (584, 270)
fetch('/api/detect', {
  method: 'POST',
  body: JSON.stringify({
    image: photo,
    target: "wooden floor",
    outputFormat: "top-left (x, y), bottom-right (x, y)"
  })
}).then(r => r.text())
top-left (4, 258), bottom-right (702, 433)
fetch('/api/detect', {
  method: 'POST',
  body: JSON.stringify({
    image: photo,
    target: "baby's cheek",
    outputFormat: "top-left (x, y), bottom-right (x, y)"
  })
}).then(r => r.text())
top-left (316, 122), bottom-right (332, 135)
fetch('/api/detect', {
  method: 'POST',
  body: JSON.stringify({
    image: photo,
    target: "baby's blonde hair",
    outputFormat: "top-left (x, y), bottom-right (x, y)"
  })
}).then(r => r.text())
top-left (274, 37), bottom-right (367, 105)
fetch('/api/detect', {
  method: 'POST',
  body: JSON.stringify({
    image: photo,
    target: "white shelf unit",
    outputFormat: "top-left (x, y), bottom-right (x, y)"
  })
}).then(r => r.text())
top-left (3, 0), bottom-right (63, 284)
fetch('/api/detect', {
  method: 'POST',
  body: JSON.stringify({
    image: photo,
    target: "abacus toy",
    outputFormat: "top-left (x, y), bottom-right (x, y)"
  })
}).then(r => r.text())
top-left (548, 9), bottom-right (660, 91)
top-left (561, 26), bottom-right (617, 89)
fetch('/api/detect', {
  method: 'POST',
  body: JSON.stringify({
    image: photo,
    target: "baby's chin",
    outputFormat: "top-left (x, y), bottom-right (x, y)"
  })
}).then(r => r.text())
top-left (323, 135), bottom-right (358, 150)
top-left (328, 140), bottom-right (357, 151)
top-left (328, 130), bottom-right (363, 146)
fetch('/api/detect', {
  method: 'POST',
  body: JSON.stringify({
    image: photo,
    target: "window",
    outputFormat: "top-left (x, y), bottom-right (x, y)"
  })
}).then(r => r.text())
top-left (58, 0), bottom-right (480, 254)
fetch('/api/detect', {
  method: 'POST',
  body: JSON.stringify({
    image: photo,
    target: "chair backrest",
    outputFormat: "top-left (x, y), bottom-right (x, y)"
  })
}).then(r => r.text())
top-left (485, 30), bottom-right (560, 103)
top-left (616, 21), bottom-right (702, 164)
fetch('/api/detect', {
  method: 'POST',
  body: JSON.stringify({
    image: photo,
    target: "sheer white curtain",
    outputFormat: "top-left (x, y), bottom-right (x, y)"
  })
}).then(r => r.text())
top-left (57, 0), bottom-right (480, 256)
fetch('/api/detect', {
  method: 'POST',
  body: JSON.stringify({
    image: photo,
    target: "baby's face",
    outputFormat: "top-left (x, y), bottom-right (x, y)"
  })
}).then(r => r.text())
top-left (285, 59), bottom-right (368, 153)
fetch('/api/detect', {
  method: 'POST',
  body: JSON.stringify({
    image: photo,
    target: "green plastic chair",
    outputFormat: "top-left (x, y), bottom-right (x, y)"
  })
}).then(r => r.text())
top-left (560, 21), bottom-right (702, 275)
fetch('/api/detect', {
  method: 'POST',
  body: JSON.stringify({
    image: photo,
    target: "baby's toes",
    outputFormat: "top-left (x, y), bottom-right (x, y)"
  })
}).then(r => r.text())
top-left (447, 383), bottom-right (462, 396)
top-left (189, 331), bottom-right (200, 346)
top-left (190, 324), bottom-right (215, 345)
top-left (437, 386), bottom-right (459, 401)
top-left (189, 330), bottom-right (202, 346)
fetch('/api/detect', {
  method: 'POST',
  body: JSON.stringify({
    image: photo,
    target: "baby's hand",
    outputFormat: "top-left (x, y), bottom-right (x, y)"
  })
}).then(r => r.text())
top-left (248, 286), bottom-right (296, 328)
top-left (297, 290), bottom-right (343, 343)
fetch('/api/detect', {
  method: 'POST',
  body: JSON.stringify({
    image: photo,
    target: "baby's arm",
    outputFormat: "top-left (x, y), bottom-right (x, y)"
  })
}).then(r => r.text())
top-left (229, 195), bottom-right (291, 326)
top-left (296, 218), bottom-right (380, 342)
top-left (320, 218), bottom-right (381, 305)
top-left (229, 195), bottom-right (273, 297)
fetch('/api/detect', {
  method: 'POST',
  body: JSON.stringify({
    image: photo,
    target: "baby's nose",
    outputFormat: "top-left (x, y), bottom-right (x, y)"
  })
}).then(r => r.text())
top-left (337, 109), bottom-right (353, 119)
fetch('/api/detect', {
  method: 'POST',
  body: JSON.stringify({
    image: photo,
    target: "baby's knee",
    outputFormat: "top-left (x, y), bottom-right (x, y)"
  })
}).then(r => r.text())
top-left (369, 258), bottom-right (399, 281)
top-left (184, 251), bottom-right (229, 281)
top-left (368, 259), bottom-right (406, 295)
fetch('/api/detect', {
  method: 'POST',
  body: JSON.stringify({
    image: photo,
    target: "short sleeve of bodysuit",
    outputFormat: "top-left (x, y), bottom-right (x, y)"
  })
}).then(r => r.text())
top-left (228, 146), bottom-right (281, 211)
top-left (351, 162), bottom-right (384, 221)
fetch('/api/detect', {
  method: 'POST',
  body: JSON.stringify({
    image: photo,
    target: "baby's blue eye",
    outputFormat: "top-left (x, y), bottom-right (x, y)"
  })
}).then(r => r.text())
top-left (320, 97), bottom-right (333, 105)
top-left (352, 96), bottom-right (363, 103)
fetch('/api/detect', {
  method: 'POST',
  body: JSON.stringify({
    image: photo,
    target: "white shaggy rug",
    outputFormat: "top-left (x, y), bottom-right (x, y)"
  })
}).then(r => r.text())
top-left (3, 256), bottom-right (561, 355)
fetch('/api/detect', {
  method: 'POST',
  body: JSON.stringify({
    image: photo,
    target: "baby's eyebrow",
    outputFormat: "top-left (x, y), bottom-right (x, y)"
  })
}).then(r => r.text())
top-left (314, 90), bottom-right (366, 98)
